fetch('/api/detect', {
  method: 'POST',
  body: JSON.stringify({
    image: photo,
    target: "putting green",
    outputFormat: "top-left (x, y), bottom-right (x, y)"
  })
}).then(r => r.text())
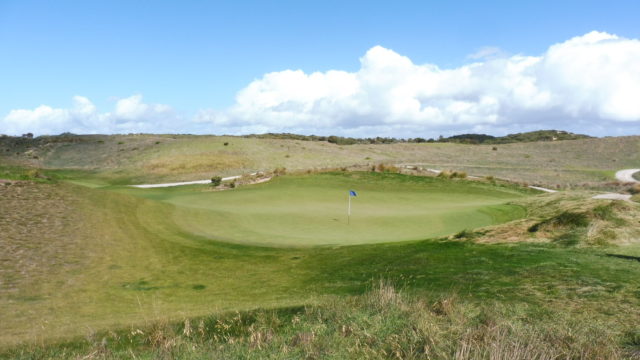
top-left (126, 172), bottom-right (530, 246)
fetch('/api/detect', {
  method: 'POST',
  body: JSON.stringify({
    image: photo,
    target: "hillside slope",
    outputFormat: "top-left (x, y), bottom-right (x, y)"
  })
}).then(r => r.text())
top-left (2, 173), bottom-right (640, 349)
top-left (1, 134), bottom-right (639, 187)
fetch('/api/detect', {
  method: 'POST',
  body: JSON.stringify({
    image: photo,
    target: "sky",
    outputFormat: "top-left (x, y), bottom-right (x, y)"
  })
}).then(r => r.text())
top-left (1, 0), bottom-right (639, 138)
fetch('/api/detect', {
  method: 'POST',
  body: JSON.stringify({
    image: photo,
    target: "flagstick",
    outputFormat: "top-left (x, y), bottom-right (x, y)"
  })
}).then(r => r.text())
top-left (348, 193), bottom-right (351, 225)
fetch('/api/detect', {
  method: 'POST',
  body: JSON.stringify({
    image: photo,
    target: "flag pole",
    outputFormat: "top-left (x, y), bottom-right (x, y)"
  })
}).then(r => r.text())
top-left (348, 192), bottom-right (351, 225)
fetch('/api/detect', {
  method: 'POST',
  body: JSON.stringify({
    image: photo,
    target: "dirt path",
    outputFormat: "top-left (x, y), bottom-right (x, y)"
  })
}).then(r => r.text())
top-left (131, 167), bottom-right (638, 202)
top-left (593, 193), bottom-right (632, 201)
top-left (615, 169), bottom-right (640, 183)
top-left (130, 173), bottom-right (267, 188)
top-left (528, 186), bottom-right (557, 193)
top-left (424, 166), bottom-right (634, 201)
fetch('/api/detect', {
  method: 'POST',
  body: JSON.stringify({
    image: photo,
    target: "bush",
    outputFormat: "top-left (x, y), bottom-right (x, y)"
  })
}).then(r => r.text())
top-left (528, 211), bottom-right (589, 233)
top-left (223, 142), bottom-right (229, 146)
top-left (437, 170), bottom-right (467, 179)
top-left (210, 176), bottom-right (222, 186)
top-left (273, 167), bottom-right (286, 176)
top-left (375, 164), bottom-right (399, 173)
top-left (437, 170), bottom-right (451, 178)
top-left (591, 204), bottom-right (615, 221)
top-left (25, 169), bottom-right (42, 179)
top-left (628, 184), bottom-right (640, 195)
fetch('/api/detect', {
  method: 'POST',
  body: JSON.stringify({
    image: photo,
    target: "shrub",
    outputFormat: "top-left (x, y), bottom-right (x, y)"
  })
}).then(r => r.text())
top-left (553, 230), bottom-right (582, 246)
top-left (223, 142), bottom-right (229, 146)
top-left (25, 169), bottom-right (42, 179)
top-left (210, 176), bottom-right (222, 186)
top-left (591, 204), bottom-right (615, 221)
top-left (528, 211), bottom-right (589, 233)
top-left (273, 167), bottom-right (286, 176)
top-left (437, 170), bottom-right (452, 178)
top-left (628, 184), bottom-right (640, 195)
top-left (492, 146), bottom-right (497, 151)
top-left (438, 170), bottom-right (467, 179)
top-left (375, 164), bottom-right (399, 173)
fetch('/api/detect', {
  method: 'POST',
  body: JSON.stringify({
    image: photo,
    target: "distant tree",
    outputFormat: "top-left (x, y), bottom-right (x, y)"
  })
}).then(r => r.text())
top-left (211, 176), bottom-right (222, 186)
top-left (22, 133), bottom-right (33, 138)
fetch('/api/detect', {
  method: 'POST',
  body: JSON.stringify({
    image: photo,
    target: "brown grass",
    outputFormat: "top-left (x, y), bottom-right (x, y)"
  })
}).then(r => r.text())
top-left (0, 182), bottom-right (89, 295)
top-left (15, 282), bottom-right (633, 359)
top-left (3, 134), bottom-right (639, 187)
top-left (474, 192), bottom-right (640, 245)
top-left (143, 152), bottom-right (250, 175)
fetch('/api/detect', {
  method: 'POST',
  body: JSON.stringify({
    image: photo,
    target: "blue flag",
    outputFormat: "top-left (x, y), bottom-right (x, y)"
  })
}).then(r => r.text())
top-left (349, 190), bottom-right (357, 197)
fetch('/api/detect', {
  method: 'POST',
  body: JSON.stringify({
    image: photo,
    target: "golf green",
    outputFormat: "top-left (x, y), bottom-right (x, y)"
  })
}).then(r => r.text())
top-left (127, 172), bottom-right (530, 246)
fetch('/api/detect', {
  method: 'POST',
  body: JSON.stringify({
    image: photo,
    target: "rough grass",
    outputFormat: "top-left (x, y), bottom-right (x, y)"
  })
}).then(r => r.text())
top-left (473, 191), bottom-right (640, 247)
top-left (3, 282), bottom-right (639, 359)
top-left (143, 151), bottom-right (250, 175)
top-left (2, 134), bottom-right (640, 187)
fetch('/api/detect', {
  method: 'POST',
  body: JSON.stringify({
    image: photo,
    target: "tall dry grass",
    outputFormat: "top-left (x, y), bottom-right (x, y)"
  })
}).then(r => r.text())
top-left (8, 281), bottom-right (636, 359)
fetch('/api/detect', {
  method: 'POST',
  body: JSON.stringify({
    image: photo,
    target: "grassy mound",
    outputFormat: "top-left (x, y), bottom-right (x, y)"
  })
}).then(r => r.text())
top-left (119, 172), bottom-right (530, 246)
top-left (471, 192), bottom-right (640, 246)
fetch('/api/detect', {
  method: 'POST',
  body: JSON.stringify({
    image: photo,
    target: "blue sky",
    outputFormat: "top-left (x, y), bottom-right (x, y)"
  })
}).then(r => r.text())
top-left (1, 1), bottom-right (640, 137)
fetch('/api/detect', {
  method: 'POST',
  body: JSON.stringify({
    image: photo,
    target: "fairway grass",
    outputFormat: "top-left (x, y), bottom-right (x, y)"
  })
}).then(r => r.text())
top-left (119, 172), bottom-right (530, 246)
top-left (2, 170), bottom-right (640, 355)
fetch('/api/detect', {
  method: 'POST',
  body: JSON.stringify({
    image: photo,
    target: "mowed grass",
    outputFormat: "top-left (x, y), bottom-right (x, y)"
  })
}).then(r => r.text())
top-left (1, 174), bottom-right (640, 353)
top-left (115, 172), bottom-right (529, 246)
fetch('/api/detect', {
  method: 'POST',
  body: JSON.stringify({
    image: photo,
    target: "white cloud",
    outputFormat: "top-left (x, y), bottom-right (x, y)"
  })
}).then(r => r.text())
top-left (1, 95), bottom-right (179, 135)
top-left (3, 31), bottom-right (640, 137)
top-left (204, 31), bottom-right (640, 137)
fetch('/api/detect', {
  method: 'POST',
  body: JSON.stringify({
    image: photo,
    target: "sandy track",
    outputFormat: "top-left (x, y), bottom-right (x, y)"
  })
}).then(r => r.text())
top-left (593, 193), bottom-right (632, 201)
top-left (131, 168), bottom-right (638, 203)
top-left (132, 174), bottom-right (246, 188)
top-left (615, 169), bottom-right (640, 183)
